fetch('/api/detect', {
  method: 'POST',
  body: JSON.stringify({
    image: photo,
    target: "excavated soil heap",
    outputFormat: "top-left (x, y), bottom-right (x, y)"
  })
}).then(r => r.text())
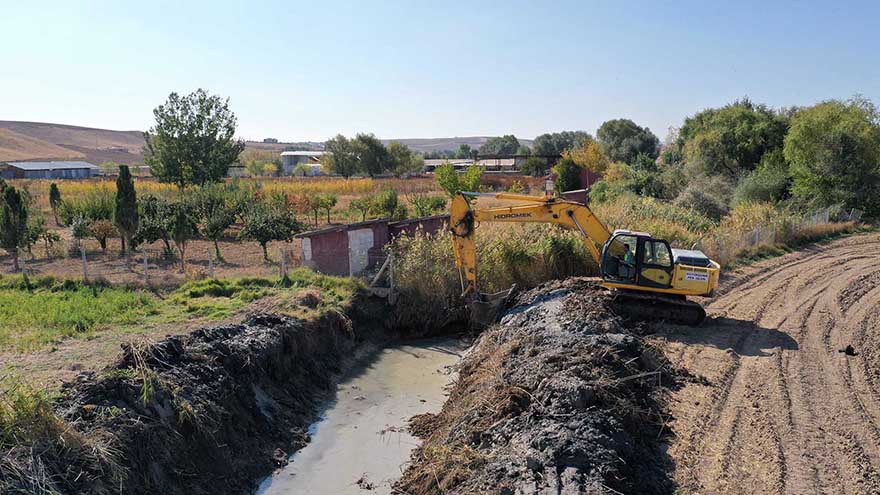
top-left (396, 278), bottom-right (681, 494)
top-left (12, 307), bottom-right (386, 495)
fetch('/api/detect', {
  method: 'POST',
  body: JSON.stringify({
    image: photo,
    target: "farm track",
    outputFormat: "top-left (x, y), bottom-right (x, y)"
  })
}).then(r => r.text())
top-left (661, 232), bottom-right (880, 495)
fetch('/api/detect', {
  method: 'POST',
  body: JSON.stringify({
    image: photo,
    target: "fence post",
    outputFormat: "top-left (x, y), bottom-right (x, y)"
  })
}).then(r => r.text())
top-left (208, 247), bottom-right (215, 279)
top-left (81, 246), bottom-right (89, 282)
top-left (280, 247), bottom-right (287, 278)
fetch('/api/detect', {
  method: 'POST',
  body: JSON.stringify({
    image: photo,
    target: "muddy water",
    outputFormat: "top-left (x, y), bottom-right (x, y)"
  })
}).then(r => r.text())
top-left (256, 338), bottom-right (465, 495)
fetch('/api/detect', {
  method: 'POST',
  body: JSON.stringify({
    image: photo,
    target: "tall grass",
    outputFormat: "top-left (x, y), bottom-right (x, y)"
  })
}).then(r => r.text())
top-left (0, 376), bottom-right (123, 494)
top-left (391, 225), bottom-right (596, 330)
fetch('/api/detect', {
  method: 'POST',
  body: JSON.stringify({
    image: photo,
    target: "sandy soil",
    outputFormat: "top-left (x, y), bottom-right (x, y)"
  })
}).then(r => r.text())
top-left (657, 232), bottom-right (880, 495)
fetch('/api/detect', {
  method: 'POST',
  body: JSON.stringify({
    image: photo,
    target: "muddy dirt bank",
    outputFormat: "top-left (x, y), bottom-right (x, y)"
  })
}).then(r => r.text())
top-left (258, 338), bottom-right (465, 494)
top-left (2, 299), bottom-right (396, 495)
top-left (396, 278), bottom-right (682, 494)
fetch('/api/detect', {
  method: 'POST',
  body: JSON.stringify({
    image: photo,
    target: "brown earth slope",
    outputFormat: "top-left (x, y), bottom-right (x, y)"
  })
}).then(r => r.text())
top-left (660, 232), bottom-right (880, 495)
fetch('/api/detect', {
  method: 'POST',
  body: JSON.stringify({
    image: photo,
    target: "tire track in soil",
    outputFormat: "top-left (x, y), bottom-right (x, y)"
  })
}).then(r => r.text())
top-left (662, 232), bottom-right (880, 495)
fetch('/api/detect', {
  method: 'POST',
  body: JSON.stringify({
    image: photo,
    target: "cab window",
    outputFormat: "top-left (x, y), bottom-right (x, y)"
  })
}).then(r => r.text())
top-left (645, 241), bottom-right (672, 267)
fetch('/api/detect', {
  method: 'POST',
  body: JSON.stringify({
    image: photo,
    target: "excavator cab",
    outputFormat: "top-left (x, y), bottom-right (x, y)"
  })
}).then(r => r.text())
top-left (600, 230), bottom-right (674, 289)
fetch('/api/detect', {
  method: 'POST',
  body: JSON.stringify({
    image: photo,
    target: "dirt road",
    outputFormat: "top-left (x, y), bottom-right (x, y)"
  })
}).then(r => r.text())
top-left (660, 232), bottom-right (880, 495)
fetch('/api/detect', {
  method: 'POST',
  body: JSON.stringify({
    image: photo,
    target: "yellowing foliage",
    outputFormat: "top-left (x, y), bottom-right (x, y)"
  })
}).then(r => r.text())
top-left (563, 138), bottom-right (609, 173)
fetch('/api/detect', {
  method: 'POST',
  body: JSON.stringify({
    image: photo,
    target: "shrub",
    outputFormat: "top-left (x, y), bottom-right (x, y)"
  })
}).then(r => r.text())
top-left (90, 219), bottom-right (117, 254)
top-left (57, 189), bottom-right (113, 226)
top-left (408, 192), bottom-right (447, 217)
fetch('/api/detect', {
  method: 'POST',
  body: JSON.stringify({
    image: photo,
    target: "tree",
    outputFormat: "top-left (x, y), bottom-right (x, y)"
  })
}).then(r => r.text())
top-left (350, 197), bottom-right (372, 221)
top-left (169, 202), bottom-right (198, 272)
top-left (596, 119), bottom-right (660, 164)
top-left (532, 131), bottom-right (592, 156)
top-left (516, 144), bottom-right (531, 155)
top-left (479, 135), bottom-right (520, 155)
top-left (0, 186), bottom-right (28, 271)
top-left (784, 97), bottom-right (880, 214)
top-left (563, 137), bottom-right (610, 173)
top-left (193, 184), bottom-right (236, 261)
top-left (114, 165), bottom-right (139, 262)
top-left (371, 189), bottom-right (399, 218)
top-left (435, 163), bottom-right (483, 197)
top-left (388, 142), bottom-right (423, 177)
top-left (520, 156), bottom-right (548, 177)
top-left (317, 194), bottom-right (338, 224)
top-left (144, 88), bottom-right (245, 188)
top-left (553, 157), bottom-right (582, 194)
top-left (675, 98), bottom-right (788, 178)
top-left (321, 134), bottom-right (360, 177)
top-left (456, 144), bottom-right (472, 159)
top-left (353, 133), bottom-right (389, 177)
top-left (49, 183), bottom-right (61, 225)
top-left (733, 149), bottom-right (791, 205)
top-left (239, 202), bottom-right (301, 261)
top-left (134, 196), bottom-right (174, 255)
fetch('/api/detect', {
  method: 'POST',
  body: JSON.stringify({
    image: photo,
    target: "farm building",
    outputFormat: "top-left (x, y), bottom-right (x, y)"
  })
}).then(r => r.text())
top-left (0, 161), bottom-right (100, 179)
top-left (281, 151), bottom-right (326, 175)
top-left (295, 214), bottom-right (449, 276)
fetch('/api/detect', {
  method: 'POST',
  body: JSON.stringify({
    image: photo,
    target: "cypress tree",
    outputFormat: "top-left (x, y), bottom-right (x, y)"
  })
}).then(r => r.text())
top-left (49, 183), bottom-right (62, 225)
top-left (114, 165), bottom-right (139, 262)
top-left (0, 186), bottom-right (28, 272)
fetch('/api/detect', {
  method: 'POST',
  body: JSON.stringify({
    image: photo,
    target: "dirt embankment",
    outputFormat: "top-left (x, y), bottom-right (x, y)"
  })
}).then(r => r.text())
top-left (3, 301), bottom-right (392, 495)
top-left (396, 279), bottom-right (683, 494)
top-left (658, 232), bottom-right (880, 495)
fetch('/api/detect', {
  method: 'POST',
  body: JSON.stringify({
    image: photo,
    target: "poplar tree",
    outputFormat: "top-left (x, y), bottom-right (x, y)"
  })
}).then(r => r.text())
top-left (0, 186), bottom-right (28, 272)
top-left (114, 165), bottom-right (139, 263)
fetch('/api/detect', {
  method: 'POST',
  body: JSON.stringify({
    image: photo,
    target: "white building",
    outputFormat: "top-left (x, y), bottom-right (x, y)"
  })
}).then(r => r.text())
top-left (280, 151), bottom-right (326, 175)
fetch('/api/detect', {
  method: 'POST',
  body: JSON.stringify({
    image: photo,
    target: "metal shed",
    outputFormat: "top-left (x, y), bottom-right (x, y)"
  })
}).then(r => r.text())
top-left (0, 161), bottom-right (100, 179)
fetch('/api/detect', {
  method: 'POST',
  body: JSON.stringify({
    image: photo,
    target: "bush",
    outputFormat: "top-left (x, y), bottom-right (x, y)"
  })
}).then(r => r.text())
top-left (390, 224), bottom-right (596, 331)
top-left (57, 189), bottom-right (113, 226)
top-left (89, 219), bottom-right (117, 253)
top-left (674, 175), bottom-right (734, 221)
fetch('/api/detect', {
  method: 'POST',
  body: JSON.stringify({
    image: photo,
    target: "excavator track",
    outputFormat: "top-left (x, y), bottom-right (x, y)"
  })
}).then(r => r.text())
top-left (608, 289), bottom-right (706, 326)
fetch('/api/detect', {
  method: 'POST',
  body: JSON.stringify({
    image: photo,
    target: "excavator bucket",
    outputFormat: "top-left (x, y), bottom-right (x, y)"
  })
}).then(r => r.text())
top-left (469, 287), bottom-right (515, 328)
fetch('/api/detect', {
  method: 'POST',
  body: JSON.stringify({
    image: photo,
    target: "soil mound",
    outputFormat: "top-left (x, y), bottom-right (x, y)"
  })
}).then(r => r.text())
top-left (5, 309), bottom-right (382, 495)
top-left (396, 278), bottom-right (681, 494)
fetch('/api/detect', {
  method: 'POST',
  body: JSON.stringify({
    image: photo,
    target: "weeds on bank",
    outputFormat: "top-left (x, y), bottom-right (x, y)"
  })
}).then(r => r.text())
top-left (0, 375), bottom-right (125, 494)
top-left (0, 270), bottom-right (362, 352)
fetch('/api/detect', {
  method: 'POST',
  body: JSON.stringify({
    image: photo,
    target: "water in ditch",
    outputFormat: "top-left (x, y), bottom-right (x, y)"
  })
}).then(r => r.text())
top-left (256, 338), bottom-right (466, 495)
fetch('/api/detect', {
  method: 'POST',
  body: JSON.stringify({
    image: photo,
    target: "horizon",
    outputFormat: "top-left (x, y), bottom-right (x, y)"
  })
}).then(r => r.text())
top-left (2, 1), bottom-right (879, 143)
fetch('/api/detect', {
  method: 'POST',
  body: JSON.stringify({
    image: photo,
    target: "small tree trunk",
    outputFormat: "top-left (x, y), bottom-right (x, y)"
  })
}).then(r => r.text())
top-left (99, 238), bottom-right (107, 254)
top-left (178, 245), bottom-right (186, 273)
top-left (326, 211), bottom-right (331, 224)
top-left (313, 211), bottom-right (319, 227)
top-left (124, 236), bottom-right (131, 270)
top-left (261, 243), bottom-right (269, 262)
top-left (11, 249), bottom-right (19, 272)
top-left (120, 236), bottom-right (126, 257)
top-left (213, 239), bottom-right (224, 263)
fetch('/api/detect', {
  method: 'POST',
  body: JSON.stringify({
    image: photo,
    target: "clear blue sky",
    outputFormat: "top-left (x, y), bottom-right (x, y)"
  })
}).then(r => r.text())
top-left (2, 0), bottom-right (878, 142)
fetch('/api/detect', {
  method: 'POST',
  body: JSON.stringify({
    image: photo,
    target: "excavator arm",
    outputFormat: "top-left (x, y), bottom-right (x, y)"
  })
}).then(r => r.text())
top-left (450, 192), bottom-right (611, 297)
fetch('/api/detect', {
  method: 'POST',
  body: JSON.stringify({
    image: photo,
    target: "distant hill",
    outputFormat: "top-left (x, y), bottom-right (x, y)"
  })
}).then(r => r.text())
top-left (0, 120), bottom-right (532, 164)
top-left (0, 121), bottom-right (145, 164)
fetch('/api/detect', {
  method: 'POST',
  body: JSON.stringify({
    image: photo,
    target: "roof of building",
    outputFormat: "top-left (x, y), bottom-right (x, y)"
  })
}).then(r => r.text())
top-left (280, 151), bottom-right (326, 157)
top-left (4, 161), bottom-right (100, 171)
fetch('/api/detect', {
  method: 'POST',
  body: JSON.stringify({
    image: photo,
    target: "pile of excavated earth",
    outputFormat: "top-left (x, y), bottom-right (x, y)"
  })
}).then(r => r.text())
top-left (2, 305), bottom-right (389, 495)
top-left (397, 278), bottom-right (682, 494)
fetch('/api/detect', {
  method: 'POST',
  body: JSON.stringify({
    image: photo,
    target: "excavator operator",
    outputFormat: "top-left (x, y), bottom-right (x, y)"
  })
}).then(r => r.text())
top-left (620, 243), bottom-right (636, 280)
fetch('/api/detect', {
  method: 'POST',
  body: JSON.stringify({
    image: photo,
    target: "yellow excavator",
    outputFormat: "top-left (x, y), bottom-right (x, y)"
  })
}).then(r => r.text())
top-left (450, 192), bottom-right (720, 326)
